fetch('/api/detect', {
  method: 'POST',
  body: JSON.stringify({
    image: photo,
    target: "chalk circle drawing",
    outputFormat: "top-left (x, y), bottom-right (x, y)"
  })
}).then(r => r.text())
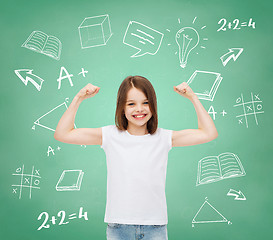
top-left (227, 189), bottom-right (246, 200)
top-left (123, 21), bottom-right (164, 57)
top-left (22, 31), bottom-right (61, 60)
top-left (175, 27), bottom-right (199, 68)
top-left (12, 165), bottom-right (41, 199)
top-left (233, 93), bottom-right (264, 128)
top-left (14, 69), bottom-right (44, 91)
top-left (78, 14), bottom-right (113, 49)
top-left (196, 152), bottom-right (245, 186)
top-left (220, 48), bottom-right (243, 66)
top-left (56, 170), bottom-right (84, 191)
top-left (187, 70), bottom-right (223, 101)
top-left (33, 99), bottom-right (76, 132)
top-left (192, 197), bottom-right (231, 227)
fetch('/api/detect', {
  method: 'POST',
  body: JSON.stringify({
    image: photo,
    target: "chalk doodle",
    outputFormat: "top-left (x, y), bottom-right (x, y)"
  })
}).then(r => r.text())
top-left (33, 99), bottom-right (76, 132)
top-left (22, 30), bottom-right (61, 60)
top-left (187, 70), bottom-right (223, 101)
top-left (78, 68), bottom-right (88, 77)
top-left (227, 189), bottom-right (246, 201)
top-left (47, 146), bottom-right (61, 156)
top-left (56, 170), bottom-right (84, 191)
top-left (14, 69), bottom-right (44, 91)
top-left (233, 93), bottom-right (264, 128)
top-left (37, 207), bottom-right (88, 230)
top-left (12, 165), bottom-right (41, 199)
top-left (78, 14), bottom-right (113, 49)
top-left (192, 197), bottom-right (231, 227)
top-left (217, 18), bottom-right (255, 32)
top-left (165, 17), bottom-right (207, 68)
top-left (123, 21), bottom-right (164, 57)
top-left (57, 66), bottom-right (74, 89)
top-left (208, 106), bottom-right (228, 120)
top-left (220, 48), bottom-right (243, 66)
top-left (196, 152), bottom-right (246, 186)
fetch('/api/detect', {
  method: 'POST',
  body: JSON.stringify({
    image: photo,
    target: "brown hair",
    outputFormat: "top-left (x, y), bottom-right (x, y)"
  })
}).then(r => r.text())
top-left (115, 76), bottom-right (158, 134)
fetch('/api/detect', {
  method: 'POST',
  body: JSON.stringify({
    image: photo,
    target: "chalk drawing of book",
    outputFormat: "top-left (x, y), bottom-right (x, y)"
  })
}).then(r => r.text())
top-left (192, 197), bottom-right (231, 227)
top-left (33, 101), bottom-right (76, 132)
top-left (56, 170), bottom-right (84, 191)
top-left (187, 70), bottom-right (223, 101)
top-left (22, 31), bottom-right (62, 60)
top-left (196, 152), bottom-right (245, 186)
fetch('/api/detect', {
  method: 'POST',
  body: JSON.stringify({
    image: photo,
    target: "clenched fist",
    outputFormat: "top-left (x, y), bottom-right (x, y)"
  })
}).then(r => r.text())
top-left (77, 83), bottom-right (100, 100)
top-left (173, 82), bottom-right (196, 100)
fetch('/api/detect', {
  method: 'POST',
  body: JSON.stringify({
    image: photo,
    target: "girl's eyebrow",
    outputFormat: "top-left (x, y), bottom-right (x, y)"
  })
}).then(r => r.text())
top-left (126, 99), bottom-right (148, 102)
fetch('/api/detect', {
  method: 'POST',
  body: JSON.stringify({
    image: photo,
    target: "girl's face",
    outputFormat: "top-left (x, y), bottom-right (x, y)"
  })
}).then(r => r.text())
top-left (124, 87), bottom-right (152, 129)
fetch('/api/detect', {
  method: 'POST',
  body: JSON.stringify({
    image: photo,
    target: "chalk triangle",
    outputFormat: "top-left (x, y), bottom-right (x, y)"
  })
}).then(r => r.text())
top-left (34, 102), bottom-right (69, 132)
top-left (192, 199), bottom-right (228, 224)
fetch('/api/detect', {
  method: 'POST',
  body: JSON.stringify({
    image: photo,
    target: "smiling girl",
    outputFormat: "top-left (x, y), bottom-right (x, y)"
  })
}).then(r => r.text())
top-left (54, 75), bottom-right (218, 240)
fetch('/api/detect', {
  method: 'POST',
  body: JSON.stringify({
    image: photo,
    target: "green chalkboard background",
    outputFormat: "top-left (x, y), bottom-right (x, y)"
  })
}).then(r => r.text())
top-left (1, 0), bottom-right (273, 239)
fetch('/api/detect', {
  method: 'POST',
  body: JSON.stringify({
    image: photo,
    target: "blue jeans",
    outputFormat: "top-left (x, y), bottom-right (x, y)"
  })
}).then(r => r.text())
top-left (106, 223), bottom-right (168, 240)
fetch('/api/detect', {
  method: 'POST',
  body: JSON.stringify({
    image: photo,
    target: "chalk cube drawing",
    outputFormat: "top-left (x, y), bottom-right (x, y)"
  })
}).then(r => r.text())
top-left (78, 14), bottom-right (112, 49)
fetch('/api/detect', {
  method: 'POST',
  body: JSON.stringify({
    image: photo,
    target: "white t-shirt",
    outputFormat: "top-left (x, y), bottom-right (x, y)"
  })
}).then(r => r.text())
top-left (101, 125), bottom-right (173, 225)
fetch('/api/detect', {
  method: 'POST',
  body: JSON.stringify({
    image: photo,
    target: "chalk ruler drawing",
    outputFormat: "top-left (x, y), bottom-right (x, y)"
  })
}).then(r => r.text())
top-left (123, 21), bottom-right (164, 57)
top-left (22, 31), bottom-right (61, 60)
top-left (187, 70), bottom-right (222, 101)
top-left (196, 152), bottom-right (245, 186)
top-left (12, 165), bottom-right (41, 199)
top-left (227, 189), bottom-right (246, 200)
top-left (233, 93), bottom-right (264, 128)
top-left (56, 170), bottom-right (84, 191)
top-left (33, 99), bottom-right (76, 132)
top-left (78, 14), bottom-right (112, 49)
top-left (192, 197), bottom-right (231, 227)
top-left (14, 69), bottom-right (44, 91)
top-left (220, 48), bottom-right (243, 66)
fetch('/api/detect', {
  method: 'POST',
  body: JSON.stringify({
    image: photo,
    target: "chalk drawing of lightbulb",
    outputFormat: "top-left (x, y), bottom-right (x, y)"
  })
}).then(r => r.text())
top-left (175, 27), bottom-right (199, 68)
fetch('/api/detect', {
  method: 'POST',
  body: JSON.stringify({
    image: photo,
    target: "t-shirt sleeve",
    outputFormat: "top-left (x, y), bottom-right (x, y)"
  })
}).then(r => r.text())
top-left (101, 125), bottom-right (115, 150)
top-left (161, 128), bottom-right (173, 152)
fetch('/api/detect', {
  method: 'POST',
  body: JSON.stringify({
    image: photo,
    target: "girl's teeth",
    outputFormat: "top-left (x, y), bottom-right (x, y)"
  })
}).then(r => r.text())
top-left (134, 115), bottom-right (145, 118)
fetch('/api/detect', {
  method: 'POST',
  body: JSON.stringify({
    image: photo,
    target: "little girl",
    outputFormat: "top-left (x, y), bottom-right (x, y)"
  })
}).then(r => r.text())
top-left (54, 75), bottom-right (218, 240)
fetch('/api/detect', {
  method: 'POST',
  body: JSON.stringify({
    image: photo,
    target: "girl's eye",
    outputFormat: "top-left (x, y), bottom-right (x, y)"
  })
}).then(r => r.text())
top-left (128, 103), bottom-right (134, 106)
top-left (144, 101), bottom-right (149, 104)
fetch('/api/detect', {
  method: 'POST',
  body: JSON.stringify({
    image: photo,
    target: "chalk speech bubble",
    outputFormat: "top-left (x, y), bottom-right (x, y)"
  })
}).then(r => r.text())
top-left (123, 21), bottom-right (164, 57)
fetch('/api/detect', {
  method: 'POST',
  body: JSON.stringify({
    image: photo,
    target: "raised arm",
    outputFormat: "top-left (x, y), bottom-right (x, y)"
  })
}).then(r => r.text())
top-left (54, 83), bottom-right (102, 145)
top-left (172, 82), bottom-right (218, 147)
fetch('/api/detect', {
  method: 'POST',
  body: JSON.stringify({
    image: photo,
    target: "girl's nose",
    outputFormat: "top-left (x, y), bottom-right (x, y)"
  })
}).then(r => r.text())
top-left (136, 104), bottom-right (144, 111)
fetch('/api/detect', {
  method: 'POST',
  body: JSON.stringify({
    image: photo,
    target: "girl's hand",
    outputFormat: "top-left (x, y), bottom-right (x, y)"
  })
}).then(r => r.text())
top-left (173, 82), bottom-right (197, 100)
top-left (77, 83), bottom-right (100, 100)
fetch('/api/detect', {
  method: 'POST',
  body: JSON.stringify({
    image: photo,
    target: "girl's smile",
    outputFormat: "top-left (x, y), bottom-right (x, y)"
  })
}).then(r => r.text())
top-left (132, 114), bottom-right (147, 119)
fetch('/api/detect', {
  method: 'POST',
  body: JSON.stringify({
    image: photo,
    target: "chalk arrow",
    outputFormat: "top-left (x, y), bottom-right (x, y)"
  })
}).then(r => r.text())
top-left (220, 48), bottom-right (243, 66)
top-left (227, 189), bottom-right (246, 200)
top-left (14, 69), bottom-right (44, 91)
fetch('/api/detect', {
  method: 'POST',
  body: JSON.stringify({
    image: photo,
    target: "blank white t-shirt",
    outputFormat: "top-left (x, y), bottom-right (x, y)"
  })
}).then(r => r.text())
top-left (101, 125), bottom-right (173, 225)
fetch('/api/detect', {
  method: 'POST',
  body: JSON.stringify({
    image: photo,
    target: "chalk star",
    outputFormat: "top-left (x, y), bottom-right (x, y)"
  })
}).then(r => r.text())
top-left (78, 68), bottom-right (88, 77)
top-left (220, 110), bottom-right (227, 116)
top-left (57, 146), bottom-right (61, 151)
